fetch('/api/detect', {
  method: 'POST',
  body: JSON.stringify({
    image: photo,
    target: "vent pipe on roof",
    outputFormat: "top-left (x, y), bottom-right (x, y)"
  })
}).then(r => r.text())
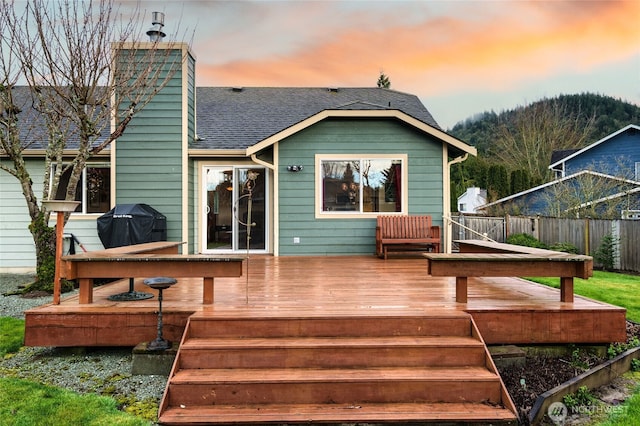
top-left (146, 12), bottom-right (166, 42)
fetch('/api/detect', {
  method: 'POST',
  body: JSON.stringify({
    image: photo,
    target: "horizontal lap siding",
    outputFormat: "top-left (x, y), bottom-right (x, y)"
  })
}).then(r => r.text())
top-left (115, 52), bottom-right (185, 244)
top-left (566, 131), bottom-right (639, 177)
top-left (278, 118), bottom-right (443, 255)
top-left (187, 57), bottom-right (197, 254)
top-left (409, 154), bottom-right (444, 215)
top-left (0, 160), bottom-right (45, 269)
top-left (0, 160), bottom-right (105, 270)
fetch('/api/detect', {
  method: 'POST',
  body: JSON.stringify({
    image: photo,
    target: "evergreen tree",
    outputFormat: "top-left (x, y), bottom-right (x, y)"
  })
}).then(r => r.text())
top-left (377, 72), bottom-right (391, 89)
top-left (510, 169), bottom-right (530, 194)
top-left (487, 164), bottom-right (509, 200)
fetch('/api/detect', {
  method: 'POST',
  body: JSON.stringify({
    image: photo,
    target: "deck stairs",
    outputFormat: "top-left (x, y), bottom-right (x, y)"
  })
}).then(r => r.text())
top-left (158, 312), bottom-right (518, 425)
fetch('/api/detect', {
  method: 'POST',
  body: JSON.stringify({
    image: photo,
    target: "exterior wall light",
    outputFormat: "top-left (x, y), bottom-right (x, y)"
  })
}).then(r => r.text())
top-left (287, 165), bottom-right (303, 172)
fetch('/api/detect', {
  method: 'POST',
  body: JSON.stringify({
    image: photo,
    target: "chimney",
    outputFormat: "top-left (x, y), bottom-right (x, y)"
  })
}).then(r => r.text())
top-left (146, 12), bottom-right (166, 42)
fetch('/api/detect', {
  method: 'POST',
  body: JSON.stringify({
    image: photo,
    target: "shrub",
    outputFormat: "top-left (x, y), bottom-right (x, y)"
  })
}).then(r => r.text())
top-left (594, 233), bottom-right (619, 271)
top-left (563, 386), bottom-right (596, 409)
top-left (607, 337), bottom-right (640, 359)
top-left (549, 242), bottom-right (580, 254)
top-left (506, 233), bottom-right (548, 249)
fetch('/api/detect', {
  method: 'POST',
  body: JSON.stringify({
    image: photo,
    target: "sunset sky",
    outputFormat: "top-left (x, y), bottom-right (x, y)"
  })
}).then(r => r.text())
top-left (122, 0), bottom-right (639, 129)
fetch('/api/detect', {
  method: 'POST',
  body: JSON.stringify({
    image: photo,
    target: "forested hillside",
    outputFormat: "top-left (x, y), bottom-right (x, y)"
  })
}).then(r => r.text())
top-left (448, 93), bottom-right (640, 210)
top-left (449, 93), bottom-right (639, 153)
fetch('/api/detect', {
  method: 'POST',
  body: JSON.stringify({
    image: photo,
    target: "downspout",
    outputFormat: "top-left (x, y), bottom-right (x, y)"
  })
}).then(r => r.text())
top-left (444, 153), bottom-right (469, 253)
top-left (250, 153), bottom-right (275, 170)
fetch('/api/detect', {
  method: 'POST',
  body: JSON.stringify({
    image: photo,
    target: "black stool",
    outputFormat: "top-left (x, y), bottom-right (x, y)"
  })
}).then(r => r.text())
top-left (144, 277), bottom-right (177, 351)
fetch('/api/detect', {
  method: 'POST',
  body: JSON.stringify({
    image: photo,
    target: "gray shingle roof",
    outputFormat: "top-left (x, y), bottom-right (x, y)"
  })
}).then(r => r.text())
top-left (193, 87), bottom-right (441, 150)
top-left (550, 149), bottom-right (580, 166)
top-left (7, 86), bottom-right (442, 152)
top-left (4, 86), bottom-right (109, 151)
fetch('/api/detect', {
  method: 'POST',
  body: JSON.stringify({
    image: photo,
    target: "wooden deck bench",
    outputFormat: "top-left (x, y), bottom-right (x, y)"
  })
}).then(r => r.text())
top-left (375, 215), bottom-right (441, 259)
top-left (61, 242), bottom-right (244, 304)
top-left (424, 239), bottom-right (593, 303)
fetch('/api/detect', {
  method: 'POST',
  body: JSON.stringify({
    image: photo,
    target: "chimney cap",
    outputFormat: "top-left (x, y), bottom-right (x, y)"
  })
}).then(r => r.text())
top-left (151, 11), bottom-right (165, 26)
top-left (146, 11), bottom-right (166, 41)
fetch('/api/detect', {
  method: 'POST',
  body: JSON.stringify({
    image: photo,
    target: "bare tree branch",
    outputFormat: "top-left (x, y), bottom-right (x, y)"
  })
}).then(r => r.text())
top-left (0, 0), bottom-right (190, 284)
top-left (490, 99), bottom-right (595, 184)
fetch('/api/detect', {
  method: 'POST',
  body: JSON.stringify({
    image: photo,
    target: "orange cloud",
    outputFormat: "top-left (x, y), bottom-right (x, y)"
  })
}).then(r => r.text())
top-left (195, 0), bottom-right (639, 99)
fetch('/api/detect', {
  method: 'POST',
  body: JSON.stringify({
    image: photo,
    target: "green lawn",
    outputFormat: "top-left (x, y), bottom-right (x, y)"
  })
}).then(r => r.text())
top-left (0, 317), bottom-right (24, 357)
top-left (596, 372), bottom-right (640, 426)
top-left (527, 271), bottom-right (640, 322)
top-left (0, 378), bottom-right (150, 425)
top-left (1, 318), bottom-right (154, 425)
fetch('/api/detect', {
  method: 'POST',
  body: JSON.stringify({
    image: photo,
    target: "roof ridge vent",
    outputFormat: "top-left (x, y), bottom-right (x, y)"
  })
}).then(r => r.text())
top-left (327, 87), bottom-right (339, 93)
top-left (232, 87), bottom-right (244, 92)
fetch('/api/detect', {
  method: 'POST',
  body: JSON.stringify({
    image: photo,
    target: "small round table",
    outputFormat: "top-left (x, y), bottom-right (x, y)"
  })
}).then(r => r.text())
top-left (144, 277), bottom-right (177, 351)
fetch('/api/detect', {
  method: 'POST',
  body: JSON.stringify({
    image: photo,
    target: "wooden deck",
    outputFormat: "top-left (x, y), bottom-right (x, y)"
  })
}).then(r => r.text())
top-left (25, 255), bottom-right (626, 347)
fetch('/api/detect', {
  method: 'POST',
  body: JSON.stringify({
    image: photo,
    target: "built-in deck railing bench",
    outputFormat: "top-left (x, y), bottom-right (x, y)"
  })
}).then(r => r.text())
top-left (375, 215), bottom-right (441, 259)
top-left (61, 242), bottom-right (244, 304)
top-left (424, 239), bottom-right (593, 303)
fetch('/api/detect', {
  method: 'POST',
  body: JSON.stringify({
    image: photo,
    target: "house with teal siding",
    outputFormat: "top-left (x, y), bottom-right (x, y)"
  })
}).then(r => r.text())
top-left (0, 43), bottom-right (476, 271)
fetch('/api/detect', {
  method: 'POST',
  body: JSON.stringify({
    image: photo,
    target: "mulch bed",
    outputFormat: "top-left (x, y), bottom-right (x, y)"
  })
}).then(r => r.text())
top-left (498, 320), bottom-right (640, 424)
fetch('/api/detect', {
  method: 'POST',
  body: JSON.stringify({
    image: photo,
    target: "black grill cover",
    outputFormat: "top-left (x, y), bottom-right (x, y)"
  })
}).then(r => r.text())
top-left (97, 204), bottom-right (167, 249)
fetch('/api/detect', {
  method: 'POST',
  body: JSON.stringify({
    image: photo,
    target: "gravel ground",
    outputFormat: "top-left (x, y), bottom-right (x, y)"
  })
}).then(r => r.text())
top-left (0, 273), bottom-right (166, 422)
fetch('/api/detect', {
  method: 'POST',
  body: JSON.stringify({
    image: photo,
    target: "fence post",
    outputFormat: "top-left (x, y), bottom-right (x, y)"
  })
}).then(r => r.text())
top-left (584, 217), bottom-right (590, 255)
top-left (505, 214), bottom-right (510, 240)
top-left (613, 220), bottom-right (621, 270)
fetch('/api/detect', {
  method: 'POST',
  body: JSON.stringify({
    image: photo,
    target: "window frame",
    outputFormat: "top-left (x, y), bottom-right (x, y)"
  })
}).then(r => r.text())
top-left (315, 154), bottom-right (408, 219)
top-left (51, 163), bottom-right (111, 214)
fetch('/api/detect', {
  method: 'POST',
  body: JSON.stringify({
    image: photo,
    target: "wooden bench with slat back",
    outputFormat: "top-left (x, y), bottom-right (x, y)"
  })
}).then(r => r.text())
top-left (376, 215), bottom-right (441, 259)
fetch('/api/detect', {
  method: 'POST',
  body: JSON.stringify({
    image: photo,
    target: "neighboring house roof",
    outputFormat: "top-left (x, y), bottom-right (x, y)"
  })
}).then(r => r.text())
top-left (193, 87), bottom-right (445, 151)
top-left (481, 170), bottom-right (639, 210)
top-left (548, 124), bottom-right (640, 171)
top-left (574, 185), bottom-right (640, 211)
top-left (549, 149), bottom-right (579, 166)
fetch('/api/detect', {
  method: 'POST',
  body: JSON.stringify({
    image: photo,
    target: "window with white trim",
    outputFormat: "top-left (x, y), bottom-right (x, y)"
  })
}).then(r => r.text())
top-left (318, 156), bottom-right (405, 215)
top-left (53, 164), bottom-right (110, 213)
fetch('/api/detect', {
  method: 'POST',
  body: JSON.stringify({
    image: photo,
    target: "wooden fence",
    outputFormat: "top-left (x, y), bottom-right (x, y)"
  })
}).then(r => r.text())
top-left (448, 214), bottom-right (640, 272)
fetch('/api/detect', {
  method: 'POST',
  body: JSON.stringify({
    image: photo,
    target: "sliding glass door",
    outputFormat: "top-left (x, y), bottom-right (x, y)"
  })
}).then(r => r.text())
top-left (203, 166), bottom-right (267, 253)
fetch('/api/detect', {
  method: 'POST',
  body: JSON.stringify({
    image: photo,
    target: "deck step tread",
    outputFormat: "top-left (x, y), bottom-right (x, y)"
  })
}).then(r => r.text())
top-left (159, 402), bottom-right (517, 424)
top-left (180, 335), bottom-right (484, 349)
top-left (170, 366), bottom-right (499, 383)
